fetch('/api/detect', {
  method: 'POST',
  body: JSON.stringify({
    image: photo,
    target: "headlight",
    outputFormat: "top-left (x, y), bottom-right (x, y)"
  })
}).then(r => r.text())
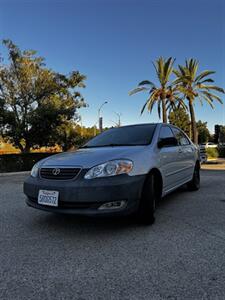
top-left (31, 164), bottom-right (39, 178)
top-left (84, 160), bottom-right (133, 179)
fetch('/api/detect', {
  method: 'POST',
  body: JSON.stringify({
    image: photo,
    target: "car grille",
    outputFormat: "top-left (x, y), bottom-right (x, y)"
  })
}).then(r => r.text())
top-left (40, 167), bottom-right (81, 180)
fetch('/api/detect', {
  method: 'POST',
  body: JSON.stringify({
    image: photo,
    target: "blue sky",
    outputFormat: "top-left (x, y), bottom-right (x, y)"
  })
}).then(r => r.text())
top-left (1, 0), bottom-right (225, 132)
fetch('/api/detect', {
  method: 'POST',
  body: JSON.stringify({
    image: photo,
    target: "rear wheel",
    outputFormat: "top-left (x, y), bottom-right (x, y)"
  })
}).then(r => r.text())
top-left (136, 173), bottom-right (158, 225)
top-left (187, 162), bottom-right (200, 191)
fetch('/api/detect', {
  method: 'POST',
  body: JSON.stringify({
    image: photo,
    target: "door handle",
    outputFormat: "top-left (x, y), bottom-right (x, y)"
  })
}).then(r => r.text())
top-left (178, 148), bottom-right (183, 153)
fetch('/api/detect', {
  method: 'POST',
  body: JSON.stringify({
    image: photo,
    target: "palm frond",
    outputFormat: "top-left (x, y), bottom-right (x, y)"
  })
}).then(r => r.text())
top-left (129, 86), bottom-right (148, 96)
top-left (147, 95), bottom-right (157, 113)
top-left (194, 71), bottom-right (215, 83)
top-left (154, 57), bottom-right (164, 85)
top-left (138, 80), bottom-right (156, 87)
top-left (198, 96), bottom-right (203, 106)
top-left (199, 84), bottom-right (224, 93)
top-left (173, 69), bottom-right (182, 77)
top-left (184, 59), bottom-right (199, 82)
top-left (173, 76), bottom-right (190, 85)
top-left (140, 100), bottom-right (148, 115)
top-left (201, 91), bottom-right (223, 104)
top-left (153, 56), bottom-right (175, 87)
top-left (172, 58), bottom-right (223, 131)
top-left (166, 94), bottom-right (187, 112)
top-left (131, 56), bottom-right (175, 120)
top-left (201, 94), bottom-right (214, 109)
top-left (198, 78), bottom-right (214, 84)
top-left (140, 92), bottom-right (157, 115)
top-left (164, 57), bottom-right (175, 82)
top-left (175, 97), bottom-right (188, 110)
top-left (178, 65), bottom-right (186, 76)
top-left (175, 85), bottom-right (189, 95)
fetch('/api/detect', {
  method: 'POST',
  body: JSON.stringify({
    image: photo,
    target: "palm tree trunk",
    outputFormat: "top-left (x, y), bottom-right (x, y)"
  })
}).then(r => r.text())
top-left (162, 98), bottom-right (167, 123)
top-left (189, 100), bottom-right (197, 144)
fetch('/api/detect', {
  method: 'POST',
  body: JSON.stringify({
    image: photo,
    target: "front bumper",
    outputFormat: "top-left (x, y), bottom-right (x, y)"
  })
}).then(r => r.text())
top-left (24, 171), bottom-right (146, 216)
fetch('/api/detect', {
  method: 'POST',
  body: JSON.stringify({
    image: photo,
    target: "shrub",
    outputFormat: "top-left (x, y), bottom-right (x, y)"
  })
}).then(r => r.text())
top-left (206, 147), bottom-right (219, 159)
top-left (0, 152), bottom-right (60, 173)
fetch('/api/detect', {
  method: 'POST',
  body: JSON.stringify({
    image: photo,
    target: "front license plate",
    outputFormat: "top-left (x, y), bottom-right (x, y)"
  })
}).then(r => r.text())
top-left (38, 190), bottom-right (59, 207)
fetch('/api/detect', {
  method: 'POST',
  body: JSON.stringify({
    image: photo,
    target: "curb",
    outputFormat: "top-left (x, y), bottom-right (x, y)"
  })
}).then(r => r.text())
top-left (0, 171), bottom-right (30, 177)
top-left (201, 166), bottom-right (225, 171)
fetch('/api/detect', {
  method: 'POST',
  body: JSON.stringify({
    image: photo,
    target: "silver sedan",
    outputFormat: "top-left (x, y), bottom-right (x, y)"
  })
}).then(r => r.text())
top-left (24, 123), bottom-right (200, 224)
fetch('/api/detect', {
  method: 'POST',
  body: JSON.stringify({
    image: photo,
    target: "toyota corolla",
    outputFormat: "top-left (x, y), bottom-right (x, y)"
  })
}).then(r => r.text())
top-left (24, 123), bottom-right (200, 224)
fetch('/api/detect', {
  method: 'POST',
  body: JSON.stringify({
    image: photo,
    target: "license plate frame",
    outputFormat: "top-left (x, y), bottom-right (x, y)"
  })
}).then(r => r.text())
top-left (38, 190), bottom-right (59, 207)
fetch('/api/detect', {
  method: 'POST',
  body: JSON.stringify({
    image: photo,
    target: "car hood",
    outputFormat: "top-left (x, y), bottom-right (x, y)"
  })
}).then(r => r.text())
top-left (40, 146), bottom-right (146, 168)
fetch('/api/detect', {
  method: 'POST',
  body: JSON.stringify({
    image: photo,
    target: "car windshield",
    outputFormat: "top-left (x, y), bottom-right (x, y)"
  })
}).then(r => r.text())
top-left (82, 124), bottom-right (156, 148)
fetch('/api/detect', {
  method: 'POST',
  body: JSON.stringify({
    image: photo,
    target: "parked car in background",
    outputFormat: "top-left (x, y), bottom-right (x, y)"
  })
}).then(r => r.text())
top-left (200, 142), bottom-right (218, 148)
top-left (199, 142), bottom-right (219, 163)
top-left (199, 145), bottom-right (208, 163)
top-left (24, 123), bottom-right (200, 225)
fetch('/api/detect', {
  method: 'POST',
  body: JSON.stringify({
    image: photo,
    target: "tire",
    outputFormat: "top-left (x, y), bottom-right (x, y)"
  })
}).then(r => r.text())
top-left (187, 162), bottom-right (200, 191)
top-left (136, 173), bottom-right (157, 225)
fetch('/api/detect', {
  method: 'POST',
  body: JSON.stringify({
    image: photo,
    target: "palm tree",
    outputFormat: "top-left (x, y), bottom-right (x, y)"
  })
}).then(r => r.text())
top-left (129, 57), bottom-right (176, 123)
top-left (173, 59), bottom-right (224, 144)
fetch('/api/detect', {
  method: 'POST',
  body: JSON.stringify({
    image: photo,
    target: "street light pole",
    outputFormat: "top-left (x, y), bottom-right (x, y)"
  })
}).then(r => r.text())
top-left (98, 101), bottom-right (108, 132)
top-left (114, 112), bottom-right (122, 127)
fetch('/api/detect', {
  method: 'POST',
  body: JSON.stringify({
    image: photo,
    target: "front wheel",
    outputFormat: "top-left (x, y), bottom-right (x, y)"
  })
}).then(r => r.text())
top-left (136, 173), bottom-right (157, 225)
top-left (187, 163), bottom-right (200, 191)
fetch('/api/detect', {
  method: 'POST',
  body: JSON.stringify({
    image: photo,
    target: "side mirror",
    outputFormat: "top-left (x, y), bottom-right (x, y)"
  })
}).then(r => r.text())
top-left (158, 137), bottom-right (178, 148)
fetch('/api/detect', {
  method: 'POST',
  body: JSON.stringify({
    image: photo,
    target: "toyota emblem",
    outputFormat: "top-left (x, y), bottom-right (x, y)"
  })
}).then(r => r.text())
top-left (52, 168), bottom-right (60, 176)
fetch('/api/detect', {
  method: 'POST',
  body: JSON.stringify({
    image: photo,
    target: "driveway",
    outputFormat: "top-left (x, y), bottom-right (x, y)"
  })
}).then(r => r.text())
top-left (1, 170), bottom-right (225, 300)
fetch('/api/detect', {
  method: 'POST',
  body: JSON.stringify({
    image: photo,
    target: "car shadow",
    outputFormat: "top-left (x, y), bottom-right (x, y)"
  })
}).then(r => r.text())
top-left (32, 210), bottom-right (140, 234)
top-left (30, 185), bottom-right (191, 236)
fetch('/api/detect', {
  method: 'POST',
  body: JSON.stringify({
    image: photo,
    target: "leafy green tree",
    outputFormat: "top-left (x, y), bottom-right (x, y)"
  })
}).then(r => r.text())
top-left (169, 107), bottom-right (190, 136)
top-left (173, 59), bottom-right (224, 144)
top-left (129, 57), bottom-right (178, 123)
top-left (76, 125), bottom-right (100, 139)
top-left (0, 40), bottom-right (86, 152)
top-left (196, 121), bottom-right (210, 144)
top-left (55, 121), bottom-right (80, 152)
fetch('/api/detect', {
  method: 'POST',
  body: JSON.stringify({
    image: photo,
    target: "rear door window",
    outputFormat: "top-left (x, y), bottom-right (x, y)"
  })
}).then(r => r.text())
top-left (172, 128), bottom-right (190, 146)
top-left (159, 126), bottom-right (175, 139)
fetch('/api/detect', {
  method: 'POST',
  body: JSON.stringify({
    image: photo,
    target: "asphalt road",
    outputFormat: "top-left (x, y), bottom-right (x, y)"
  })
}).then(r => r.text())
top-left (1, 171), bottom-right (225, 300)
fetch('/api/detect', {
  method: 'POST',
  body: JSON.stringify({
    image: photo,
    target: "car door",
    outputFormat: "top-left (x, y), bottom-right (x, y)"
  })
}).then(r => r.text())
top-left (158, 125), bottom-right (181, 192)
top-left (171, 127), bottom-right (195, 182)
